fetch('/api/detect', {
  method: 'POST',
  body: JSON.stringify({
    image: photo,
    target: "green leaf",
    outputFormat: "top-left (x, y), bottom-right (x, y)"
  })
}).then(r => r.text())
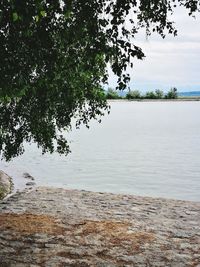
top-left (64, 10), bottom-right (71, 19)
top-left (40, 10), bottom-right (46, 17)
top-left (12, 12), bottom-right (18, 22)
top-left (35, 15), bottom-right (39, 22)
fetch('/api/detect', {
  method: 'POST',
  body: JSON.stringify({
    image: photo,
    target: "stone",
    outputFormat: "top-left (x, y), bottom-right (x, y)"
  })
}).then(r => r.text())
top-left (23, 172), bottom-right (35, 180)
top-left (0, 171), bottom-right (12, 200)
top-left (26, 182), bottom-right (36, 186)
top-left (0, 186), bottom-right (199, 266)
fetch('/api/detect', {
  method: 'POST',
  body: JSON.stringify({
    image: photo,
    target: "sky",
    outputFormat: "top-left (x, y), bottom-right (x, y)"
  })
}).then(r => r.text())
top-left (108, 7), bottom-right (200, 93)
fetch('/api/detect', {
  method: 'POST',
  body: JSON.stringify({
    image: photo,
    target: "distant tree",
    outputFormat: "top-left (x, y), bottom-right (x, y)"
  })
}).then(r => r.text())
top-left (155, 89), bottom-right (164, 99)
top-left (0, 1), bottom-right (198, 160)
top-left (106, 88), bottom-right (121, 99)
top-left (145, 91), bottom-right (157, 99)
top-left (165, 88), bottom-right (178, 99)
top-left (126, 90), bottom-right (141, 100)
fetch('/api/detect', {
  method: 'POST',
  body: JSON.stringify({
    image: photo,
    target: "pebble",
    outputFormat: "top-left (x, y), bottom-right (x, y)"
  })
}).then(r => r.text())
top-left (25, 182), bottom-right (36, 186)
top-left (23, 173), bottom-right (35, 180)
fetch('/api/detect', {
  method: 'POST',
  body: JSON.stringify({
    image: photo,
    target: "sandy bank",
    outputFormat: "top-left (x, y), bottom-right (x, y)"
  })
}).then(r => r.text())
top-left (0, 186), bottom-right (200, 266)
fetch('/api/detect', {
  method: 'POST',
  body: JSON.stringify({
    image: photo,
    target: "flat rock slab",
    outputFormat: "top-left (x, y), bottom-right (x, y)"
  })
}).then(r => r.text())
top-left (0, 187), bottom-right (200, 267)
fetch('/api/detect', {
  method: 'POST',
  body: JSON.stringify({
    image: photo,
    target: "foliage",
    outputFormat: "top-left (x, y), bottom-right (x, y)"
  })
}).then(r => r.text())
top-left (145, 91), bottom-right (157, 99)
top-left (106, 88), bottom-right (121, 99)
top-left (126, 90), bottom-right (141, 99)
top-left (125, 88), bottom-right (178, 99)
top-left (0, 0), bottom-right (199, 160)
top-left (144, 89), bottom-right (164, 99)
top-left (155, 89), bottom-right (164, 99)
top-left (165, 87), bottom-right (178, 99)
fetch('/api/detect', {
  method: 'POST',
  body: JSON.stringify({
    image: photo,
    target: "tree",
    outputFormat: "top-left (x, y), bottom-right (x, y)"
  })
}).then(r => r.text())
top-left (106, 88), bottom-right (120, 99)
top-left (155, 89), bottom-right (164, 99)
top-left (145, 91), bottom-right (157, 99)
top-left (165, 87), bottom-right (178, 99)
top-left (126, 90), bottom-right (141, 99)
top-left (0, 0), bottom-right (199, 160)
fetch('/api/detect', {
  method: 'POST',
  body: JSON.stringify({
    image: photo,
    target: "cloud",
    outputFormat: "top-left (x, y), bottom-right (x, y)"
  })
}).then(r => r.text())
top-left (108, 7), bottom-right (200, 92)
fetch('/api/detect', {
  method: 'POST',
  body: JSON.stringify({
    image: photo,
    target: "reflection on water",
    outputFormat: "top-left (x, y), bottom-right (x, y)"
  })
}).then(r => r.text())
top-left (1, 101), bottom-right (200, 201)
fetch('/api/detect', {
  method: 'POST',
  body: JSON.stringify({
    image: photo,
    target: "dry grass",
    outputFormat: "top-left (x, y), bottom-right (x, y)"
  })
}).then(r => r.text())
top-left (0, 213), bottom-right (64, 235)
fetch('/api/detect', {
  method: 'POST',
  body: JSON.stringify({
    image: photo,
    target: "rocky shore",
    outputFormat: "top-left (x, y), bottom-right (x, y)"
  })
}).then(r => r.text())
top-left (0, 186), bottom-right (200, 267)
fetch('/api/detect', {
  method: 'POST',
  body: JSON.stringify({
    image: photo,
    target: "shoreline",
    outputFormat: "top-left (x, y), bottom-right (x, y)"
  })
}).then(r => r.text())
top-left (108, 98), bottom-right (200, 102)
top-left (0, 186), bottom-right (200, 266)
top-left (1, 167), bottom-right (199, 202)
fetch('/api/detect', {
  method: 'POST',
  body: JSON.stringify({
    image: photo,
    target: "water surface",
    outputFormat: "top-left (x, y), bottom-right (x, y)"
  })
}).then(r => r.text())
top-left (1, 101), bottom-right (200, 201)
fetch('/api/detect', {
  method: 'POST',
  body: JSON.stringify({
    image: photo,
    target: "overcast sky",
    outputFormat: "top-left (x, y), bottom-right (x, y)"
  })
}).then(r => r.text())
top-left (108, 7), bottom-right (200, 92)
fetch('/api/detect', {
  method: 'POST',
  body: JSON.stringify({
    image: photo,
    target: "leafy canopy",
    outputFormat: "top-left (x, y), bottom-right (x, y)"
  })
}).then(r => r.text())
top-left (0, 0), bottom-right (199, 160)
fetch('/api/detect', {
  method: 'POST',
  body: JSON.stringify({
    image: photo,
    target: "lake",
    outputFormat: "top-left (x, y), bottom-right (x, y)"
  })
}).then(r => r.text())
top-left (1, 101), bottom-right (200, 201)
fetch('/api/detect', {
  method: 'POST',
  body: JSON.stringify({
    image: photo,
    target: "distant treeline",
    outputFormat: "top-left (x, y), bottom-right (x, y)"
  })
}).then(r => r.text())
top-left (106, 88), bottom-right (178, 100)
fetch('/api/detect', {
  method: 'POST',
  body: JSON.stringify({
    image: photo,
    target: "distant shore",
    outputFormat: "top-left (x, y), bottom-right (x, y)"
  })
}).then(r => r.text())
top-left (108, 97), bottom-right (200, 102)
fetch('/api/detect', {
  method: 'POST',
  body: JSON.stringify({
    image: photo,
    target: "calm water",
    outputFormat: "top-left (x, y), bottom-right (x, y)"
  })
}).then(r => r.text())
top-left (1, 101), bottom-right (200, 201)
